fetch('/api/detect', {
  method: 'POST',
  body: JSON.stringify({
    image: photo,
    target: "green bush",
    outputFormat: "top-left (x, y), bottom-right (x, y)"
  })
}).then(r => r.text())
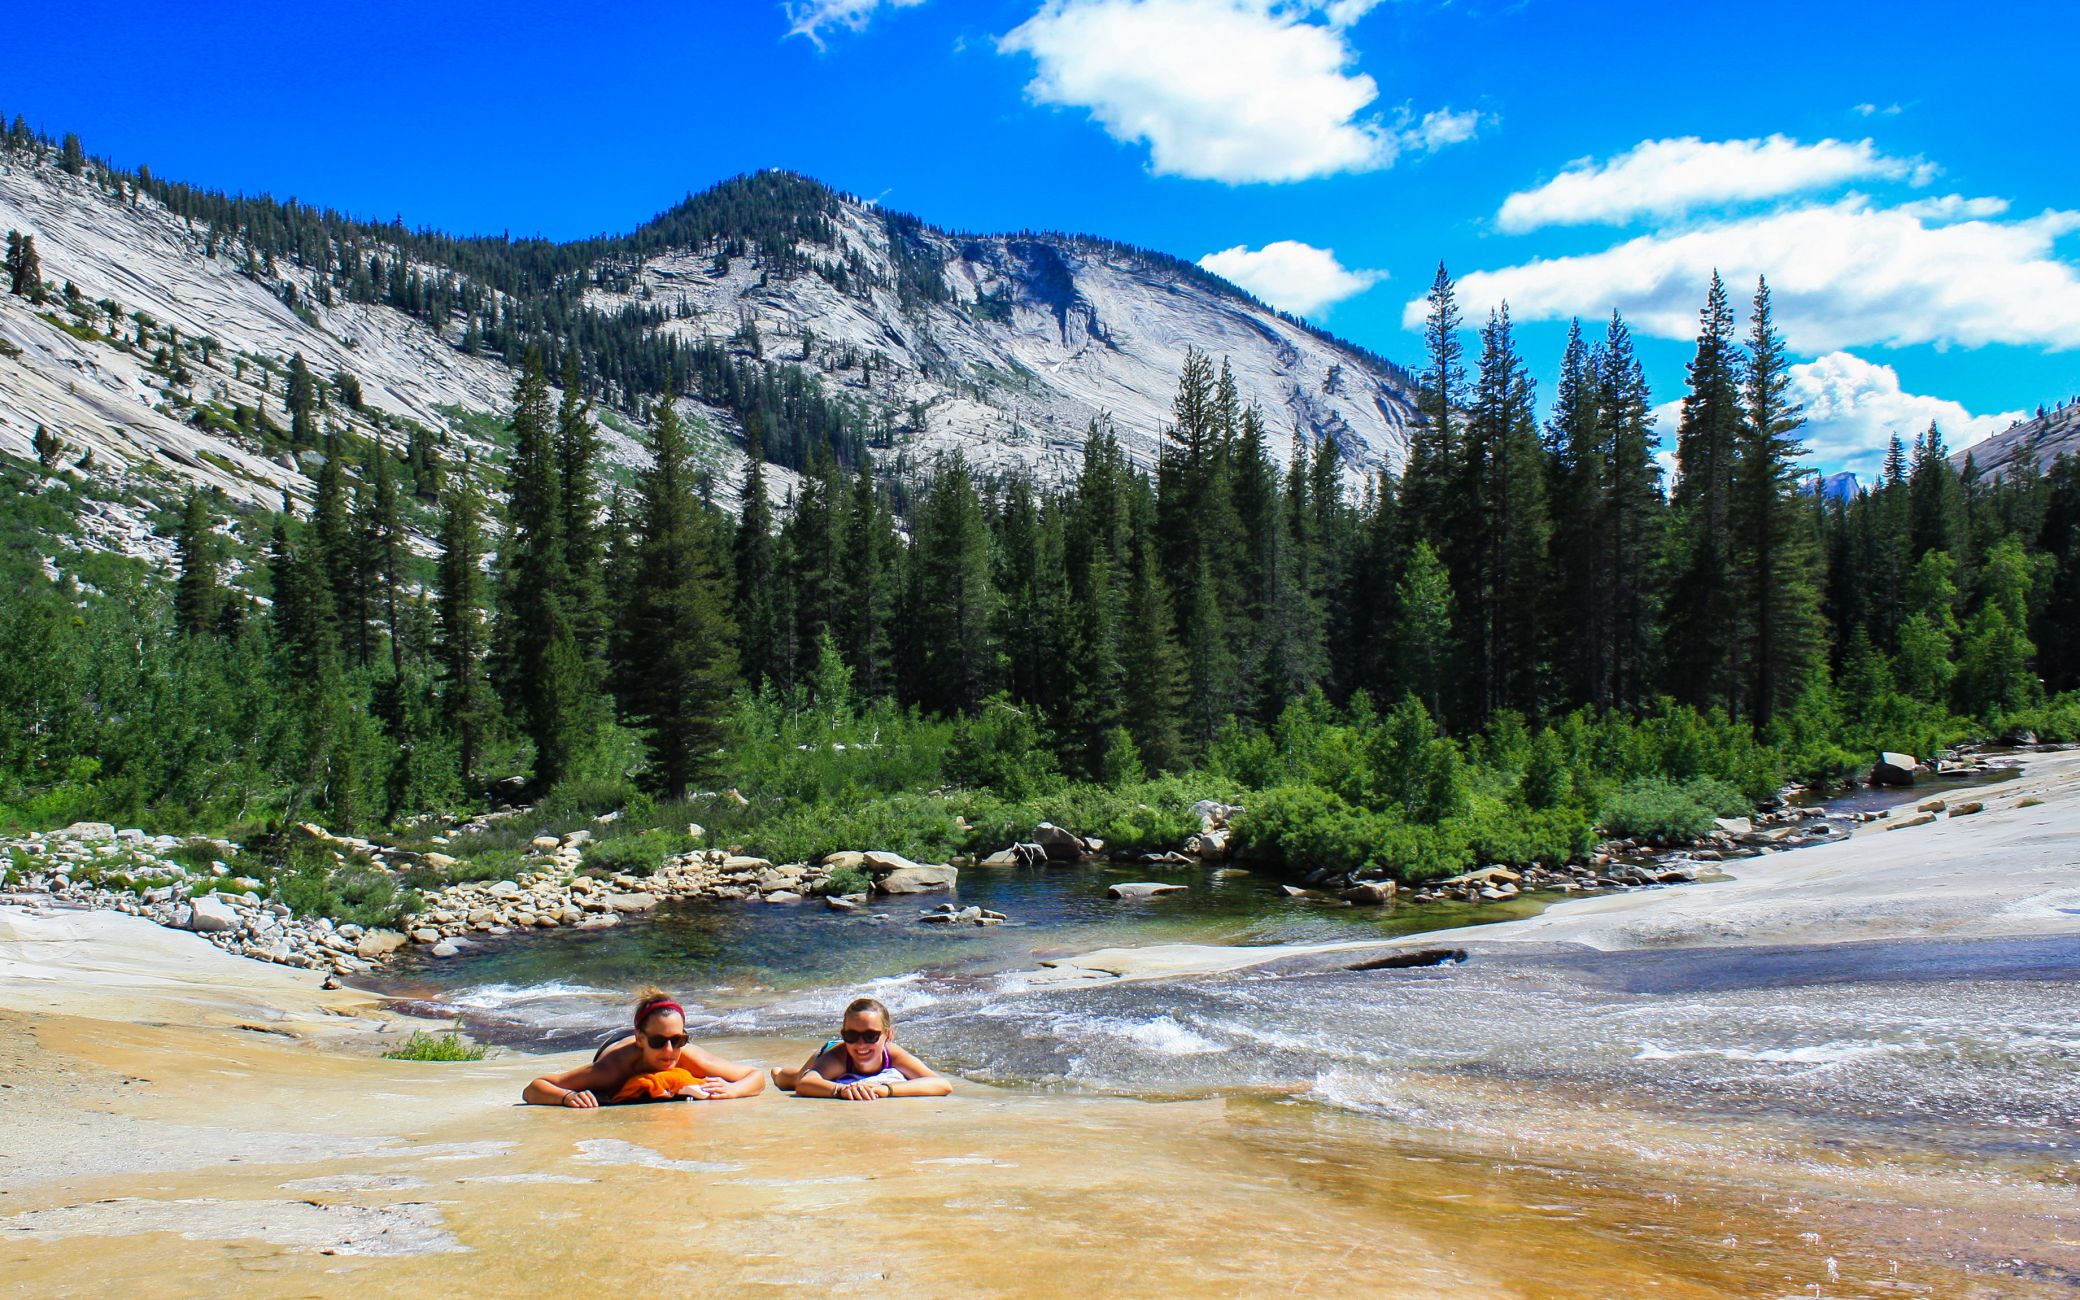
top-left (1598, 776), bottom-right (1747, 843)
top-left (270, 840), bottom-right (417, 927)
top-left (383, 1029), bottom-right (487, 1062)
top-left (582, 828), bottom-right (694, 877)
top-left (818, 865), bottom-right (872, 897)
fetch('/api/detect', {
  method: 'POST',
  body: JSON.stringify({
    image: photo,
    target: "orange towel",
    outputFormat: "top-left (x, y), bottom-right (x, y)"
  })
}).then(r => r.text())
top-left (613, 1067), bottom-right (698, 1103)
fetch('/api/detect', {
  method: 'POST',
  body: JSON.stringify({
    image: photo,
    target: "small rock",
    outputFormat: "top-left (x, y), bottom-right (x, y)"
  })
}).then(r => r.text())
top-left (409, 927), bottom-right (440, 944)
top-left (1108, 882), bottom-right (1188, 900)
top-left (430, 940), bottom-right (461, 959)
top-left (764, 890), bottom-right (803, 904)
top-left (1949, 801), bottom-right (1984, 817)
top-left (826, 896), bottom-right (861, 912)
top-left (607, 892), bottom-right (659, 913)
top-left (1339, 881), bottom-right (1397, 906)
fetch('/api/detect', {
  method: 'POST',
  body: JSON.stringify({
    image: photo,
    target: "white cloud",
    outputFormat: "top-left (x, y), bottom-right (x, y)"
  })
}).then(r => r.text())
top-left (1404, 106), bottom-right (1484, 153)
top-left (1497, 135), bottom-right (1926, 232)
top-left (1424, 196), bottom-right (2080, 353)
top-left (1198, 240), bottom-right (1385, 315)
top-left (1790, 351), bottom-right (2024, 476)
top-left (1895, 193), bottom-right (2010, 221)
top-left (1853, 102), bottom-right (1903, 117)
top-left (1649, 352), bottom-right (2025, 477)
top-left (999, 1), bottom-right (1477, 184)
top-left (785, 0), bottom-right (927, 47)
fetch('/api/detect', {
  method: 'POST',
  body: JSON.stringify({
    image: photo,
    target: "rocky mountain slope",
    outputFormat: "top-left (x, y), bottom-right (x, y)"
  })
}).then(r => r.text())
top-left (0, 144), bottom-right (1420, 564)
top-left (1953, 397), bottom-right (2080, 479)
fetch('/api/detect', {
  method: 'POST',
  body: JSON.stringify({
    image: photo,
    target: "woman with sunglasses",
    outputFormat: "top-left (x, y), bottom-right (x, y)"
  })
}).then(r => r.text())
top-left (521, 988), bottom-right (767, 1107)
top-left (775, 996), bottom-right (953, 1101)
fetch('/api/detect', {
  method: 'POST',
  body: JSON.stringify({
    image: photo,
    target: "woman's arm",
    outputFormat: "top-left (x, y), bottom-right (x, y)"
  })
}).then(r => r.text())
top-left (677, 1042), bottom-right (767, 1099)
top-left (522, 1058), bottom-right (621, 1108)
top-left (883, 1044), bottom-right (953, 1097)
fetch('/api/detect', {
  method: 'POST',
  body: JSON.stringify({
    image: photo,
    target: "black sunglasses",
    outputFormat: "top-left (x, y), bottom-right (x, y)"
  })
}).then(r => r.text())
top-left (645, 1033), bottom-right (689, 1050)
top-left (840, 1028), bottom-right (884, 1044)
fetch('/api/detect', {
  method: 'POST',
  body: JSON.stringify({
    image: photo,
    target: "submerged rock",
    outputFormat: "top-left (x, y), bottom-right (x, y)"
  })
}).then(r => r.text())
top-left (1108, 882), bottom-right (1187, 900)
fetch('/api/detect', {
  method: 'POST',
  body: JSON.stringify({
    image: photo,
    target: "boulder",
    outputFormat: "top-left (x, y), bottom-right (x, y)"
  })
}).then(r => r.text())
top-left (1440, 865), bottom-right (1522, 888)
top-left (1712, 816), bottom-right (1753, 837)
top-left (430, 940), bottom-right (461, 959)
top-left (1033, 823), bottom-right (1094, 863)
top-left (561, 829), bottom-right (593, 848)
top-left (1106, 882), bottom-right (1187, 900)
top-left (1185, 829), bottom-right (1230, 860)
top-left (529, 836), bottom-right (561, 852)
top-left (180, 895), bottom-right (240, 933)
top-left (1882, 812), bottom-right (1938, 831)
top-left (1949, 801), bottom-right (1985, 817)
top-left (423, 852), bottom-right (458, 870)
top-left (1872, 752), bottom-right (1918, 786)
top-left (873, 862), bottom-right (959, 895)
top-left (488, 880), bottom-right (522, 898)
top-left (821, 850), bottom-right (868, 872)
top-left (722, 855), bottom-right (773, 873)
top-left (1340, 881), bottom-right (1397, 906)
top-left (355, 929), bottom-right (407, 958)
top-left (764, 890), bottom-right (803, 904)
top-left (826, 896), bottom-right (861, 912)
top-left (606, 892), bottom-right (660, 913)
top-left (56, 821), bottom-right (116, 842)
top-left (409, 928), bottom-right (440, 944)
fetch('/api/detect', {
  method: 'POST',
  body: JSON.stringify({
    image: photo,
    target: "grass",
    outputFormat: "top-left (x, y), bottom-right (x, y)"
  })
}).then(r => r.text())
top-left (383, 1028), bottom-right (488, 1062)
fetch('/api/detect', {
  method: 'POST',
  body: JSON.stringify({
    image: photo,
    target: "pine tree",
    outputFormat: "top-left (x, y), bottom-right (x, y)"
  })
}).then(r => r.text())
top-left (7, 231), bottom-right (44, 302)
top-left (618, 386), bottom-right (740, 798)
top-left (1545, 320), bottom-right (1606, 708)
top-left (1908, 422), bottom-right (1966, 563)
top-left (1955, 536), bottom-right (2038, 717)
top-left (732, 433), bottom-right (784, 689)
top-left (173, 491), bottom-right (222, 637)
top-left (363, 451), bottom-right (408, 676)
top-left (555, 355), bottom-right (609, 667)
top-left (435, 462), bottom-right (491, 791)
top-left (903, 452), bottom-right (996, 717)
top-left (1118, 527), bottom-right (1187, 772)
top-left (1732, 279), bottom-right (1825, 728)
top-left (60, 132), bottom-right (84, 176)
top-left (1596, 313), bottom-right (1664, 711)
top-left (286, 353), bottom-right (318, 444)
top-left (33, 424), bottom-right (63, 471)
top-left (834, 460), bottom-right (896, 698)
top-left (1402, 264), bottom-right (1464, 555)
top-left (494, 349), bottom-right (591, 786)
top-left (1664, 272), bottom-right (1744, 708)
top-left (1463, 304), bottom-right (1549, 718)
top-left (1395, 540), bottom-right (1454, 721)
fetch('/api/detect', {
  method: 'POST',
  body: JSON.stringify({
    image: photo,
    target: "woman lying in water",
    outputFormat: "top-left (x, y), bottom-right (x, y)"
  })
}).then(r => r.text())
top-left (522, 988), bottom-right (767, 1108)
top-left (772, 996), bottom-right (953, 1101)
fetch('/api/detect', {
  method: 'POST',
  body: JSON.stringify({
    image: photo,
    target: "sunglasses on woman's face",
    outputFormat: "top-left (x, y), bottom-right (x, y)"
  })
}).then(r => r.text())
top-left (840, 1028), bottom-right (884, 1044)
top-left (645, 1033), bottom-right (689, 1051)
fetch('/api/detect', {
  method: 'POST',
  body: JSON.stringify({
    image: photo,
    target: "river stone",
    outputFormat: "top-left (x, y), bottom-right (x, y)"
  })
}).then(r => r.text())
top-left (1340, 881), bottom-right (1397, 906)
top-left (607, 892), bottom-right (659, 913)
top-left (181, 895), bottom-right (239, 933)
top-left (722, 855), bottom-right (773, 873)
top-left (489, 880), bottom-right (522, 898)
top-left (409, 927), bottom-right (440, 944)
top-left (1107, 882), bottom-right (1187, 900)
top-left (423, 852), bottom-right (457, 869)
top-left (874, 863), bottom-right (959, 895)
top-left (1033, 823), bottom-right (1093, 862)
top-left (1883, 812), bottom-right (1937, 831)
top-left (827, 896), bottom-right (861, 911)
top-left (57, 821), bottom-right (116, 842)
top-left (821, 850), bottom-right (868, 872)
top-left (430, 940), bottom-right (461, 959)
top-left (355, 929), bottom-right (407, 958)
top-left (1712, 816), bottom-right (1753, 836)
top-left (1949, 801), bottom-right (1985, 817)
top-left (1872, 752), bottom-right (1918, 786)
top-left (764, 890), bottom-right (804, 904)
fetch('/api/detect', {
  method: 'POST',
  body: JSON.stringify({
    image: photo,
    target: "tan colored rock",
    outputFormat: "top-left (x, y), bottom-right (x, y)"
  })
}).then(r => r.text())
top-left (355, 929), bottom-right (407, 958)
top-left (607, 892), bottom-right (659, 913)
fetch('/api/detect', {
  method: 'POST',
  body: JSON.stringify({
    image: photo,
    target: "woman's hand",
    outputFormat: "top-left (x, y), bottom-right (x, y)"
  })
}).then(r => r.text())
top-left (561, 1089), bottom-right (599, 1109)
top-left (837, 1080), bottom-right (889, 1101)
top-left (675, 1076), bottom-right (733, 1100)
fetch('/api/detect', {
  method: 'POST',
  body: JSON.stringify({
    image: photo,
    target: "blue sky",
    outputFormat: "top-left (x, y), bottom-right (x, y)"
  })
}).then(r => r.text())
top-left (16, 0), bottom-right (2080, 475)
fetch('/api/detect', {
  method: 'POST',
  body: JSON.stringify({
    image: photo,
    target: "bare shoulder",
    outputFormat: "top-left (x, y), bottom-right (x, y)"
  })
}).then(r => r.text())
top-left (889, 1043), bottom-right (937, 1077)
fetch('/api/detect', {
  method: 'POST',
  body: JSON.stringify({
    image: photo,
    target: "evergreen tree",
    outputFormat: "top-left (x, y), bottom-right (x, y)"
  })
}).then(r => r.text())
top-left (1955, 536), bottom-right (2038, 717)
top-left (1664, 272), bottom-right (1744, 708)
top-left (903, 452), bottom-right (997, 717)
top-left (60, 132), bottom-right (85, 176)
top-left (7, 230), bottom-right (44, 302)
top-left (1118, 527), bottom-right (1187, 772)
top-left (1596, 312), bottom-right (1663, 711)
top-left (732, 430), bottom-right (785, 690)
top-left (173, 491), bottom-right (222, 638)
top-left (493, 349), bottom-right (592, 786)
top-left (435, 461), bottom-right (491, 791)
top-left (1402, 264), bottom-right (1464, 554)
top-left (835, 459), bottom-right (896, 698)
top-left (33, 424), bottom-right (63, 471)
top-left (1545, 319), bottom-right (1606, 707)
top-left (363, 451), bottom-right (408, 676)
top-left (555, 355), bottom-right (609, 667)
top-left (1732, 279), bottom-right (1825, 728)
top-left (1908, 422), bottom-right (1966, 563)
top-left (618, 386), bottom-right (740, 798)
top-left (1396, 540), bottom-right (1454, 721)
top-left (1463, 304), bottom-right (1549, 718)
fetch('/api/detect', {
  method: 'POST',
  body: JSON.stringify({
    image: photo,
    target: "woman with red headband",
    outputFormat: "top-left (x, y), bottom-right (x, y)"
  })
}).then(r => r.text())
top-left (521, 988), bottom-right (766, 1107)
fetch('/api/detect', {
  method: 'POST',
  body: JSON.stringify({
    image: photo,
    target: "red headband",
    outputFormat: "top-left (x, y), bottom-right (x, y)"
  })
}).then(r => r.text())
top-left (636, 1000), bottom-right (684, 1025)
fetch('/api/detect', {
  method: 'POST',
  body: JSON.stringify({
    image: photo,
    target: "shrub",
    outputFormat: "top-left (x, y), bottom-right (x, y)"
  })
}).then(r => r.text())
top-left (819, 865), bottom-right (872, 897)
top-left (383, 1029), bottom-right (487, 1062)
top-left (582, 828), bottom-right (694, 878)
top-left (270, 840), bottom-right (417, 927)
top-left (1598, 776), bottom-right (1747, 843)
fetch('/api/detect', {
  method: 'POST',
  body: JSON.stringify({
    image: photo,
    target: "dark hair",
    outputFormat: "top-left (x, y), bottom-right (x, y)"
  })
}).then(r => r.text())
top-left (845, 996), bottom-right (891, 1028)
top-left (633, 987), bottom-right (683, 1028)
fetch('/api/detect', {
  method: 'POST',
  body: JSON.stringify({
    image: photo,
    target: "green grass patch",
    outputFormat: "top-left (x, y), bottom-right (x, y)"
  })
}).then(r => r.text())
top-left (383, 1029), bottom-right (487, 1062)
